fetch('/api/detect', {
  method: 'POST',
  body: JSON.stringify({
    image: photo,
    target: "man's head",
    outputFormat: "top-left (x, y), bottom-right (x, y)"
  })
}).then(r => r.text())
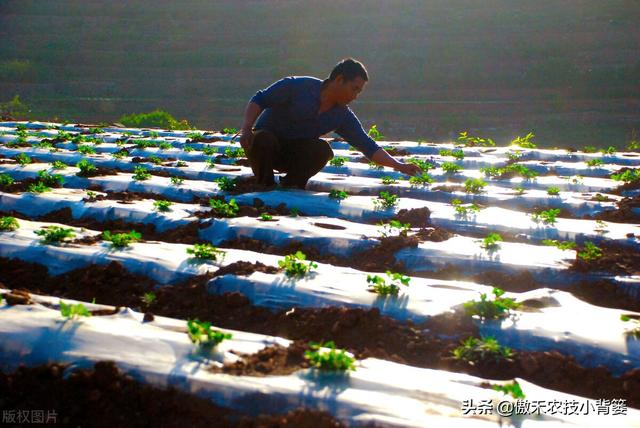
top-left (326, 58), bottom-right (369, 105)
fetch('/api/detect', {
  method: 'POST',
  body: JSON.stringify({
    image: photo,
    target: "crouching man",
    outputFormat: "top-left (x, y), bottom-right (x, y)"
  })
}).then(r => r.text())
top-left (239, 58), bottom-right (422, 189)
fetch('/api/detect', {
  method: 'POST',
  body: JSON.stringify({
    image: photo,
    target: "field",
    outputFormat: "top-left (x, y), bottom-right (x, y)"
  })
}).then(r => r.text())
top-left (0, 121), bottom-right (640, 426)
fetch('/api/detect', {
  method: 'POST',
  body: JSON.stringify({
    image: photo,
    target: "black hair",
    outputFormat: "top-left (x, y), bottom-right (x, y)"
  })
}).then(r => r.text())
top-left (327, 58), bottom-right (369, 82)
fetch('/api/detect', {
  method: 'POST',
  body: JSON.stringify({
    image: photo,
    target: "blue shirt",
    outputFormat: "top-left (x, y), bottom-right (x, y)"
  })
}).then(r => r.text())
top-left (250, 76), bottom-right (381, 159)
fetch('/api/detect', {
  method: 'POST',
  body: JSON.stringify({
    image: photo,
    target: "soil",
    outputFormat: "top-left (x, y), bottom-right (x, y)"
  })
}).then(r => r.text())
top-left (1, 258), bottom-right (639, 409)
top-left (392, 206), bottom-right (431, 228)
top-left (590, 194), bottom-right (640, 223)
top-left (0, 361), bottom-right (347, 428)
top-left (571, 241), bottom-right (640, 276)
top-left (76, 166), bottom-right (120, 178)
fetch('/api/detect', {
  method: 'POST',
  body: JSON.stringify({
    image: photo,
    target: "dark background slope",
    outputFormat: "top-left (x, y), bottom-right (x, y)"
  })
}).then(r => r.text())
top-left (1, 0), bottom-right (638, 147)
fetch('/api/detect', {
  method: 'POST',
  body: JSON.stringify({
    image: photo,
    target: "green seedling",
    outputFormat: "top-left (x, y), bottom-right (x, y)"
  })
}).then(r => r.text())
top-left (570, 175), bottom-right (583, 184)
top-left (183, 145), bottom-right (195, 152)
top-left (451, 199), bottom-right (481, 217)
top-left (77, 145), bottom-right (96, 155)
top-left (142, 292), bottom-right (156, 306)
top-left (278, 251), bottom-right (318, 278)
top-left (259, 213), bottom-right (273, 221)
top-left (289, 207), bottom-right (301, 217)
top-left (0, 216), bottom-right (19, 231)
top-left (0, 174), bottom-right (15, 187)
top-left (441, 162), bottom-right (462, 174)
top-left (464, 178), bottom-right (487, 194)
top-left (510, 132), bottom-right (536, 149)
top-left (480, 166), bottom-right (502, 178)
top-left (304, 341), bottom-right (356, 371)
top-left (439, 149), bottom-right (465, 160)
top-left (592, 193), bottom-right (611, 202)
top-left (15, 124), bottom-right (27, 132)
top-left (186, 243), bottom-right (226, 261)
top-left (329, 189), bottom-right (348, 200)
top-left (76, 159), bottom-right (97, 175)
top-left (457, 131), bottom-right (495, 147)
top-left (408, 172), bottom-right (434, 187)
top-left (34, 226), bottom-right (76, 243)
top-left (171, 176), bottom-right (184, 186)
top-left (153, 200), bottom-right (172, 212)
top-left (135, 139), bottom-right (157, 149)
top-left (481, 233), bottom-right (503, 250)
top-left (407, 158), bottom-right (434, 172)
top-left (492, 381), bottom-right (525, 399)
top-left (15, 153), bottom-right (32, 166)
top-left (205, 157), bottom-right (217, 169)
top-left (147, 156), bottom-right (163, 165)
top-left (600, 146), bottom-right (616, 155)
top-left (578, 241), bottom-right (602, 262)
top-left (202, 146), bottom-right (217, 156)
top-left (546, 186), bottom-right (561, 196)
top-left (133, 166), bottom-right (152, 181)
top-left (102, 230), bottom-right (141, 248)
top-left (37, 170), bottom-right (64, 187)
top-left (214, 176), bottom-right (237, 191)
top-left (366, 270), bottom-right (410, 296)
top-left (586, 158), bottom-right (604, 168)
top-left (51, 160), bottom-right (67, 169)
top-left (59, 301), bottom-right (91, 320)
top-left (368, 161), bottom-right (384, 170)
top-left (208, 198), bottom-right (239, 217)
top-left (34, 140), bottom-right (53, 150)
top-left (27, 182), bottom-right (51, 193)
top-left (530, 208), bottom-right (561, 225)
top-left (186, 132), bottom-right (205, 140)
top-left (513, 185), bottom-right (526, 195)
top-left (224, 147), bottom-right (245, 159)
top-left (620, 315), bottom-right (640, 338)
top-left (88, 127), bottom-right (103, 134)
top-left (541, 239), bottom-right (576, 250)
top-left (464, 287), bottom-right (521, 320)
top-left (175, 160), bottom-right (187, 167)
top-left (381, 176), bottom-right (398, 185)
top-left (147, 131), bottom-right (160, 139)
top-left (373, 191), bottom-right (399, 209)
top-left (367, 124), bottom-right (384, 141)
top-left (378, 219), bottom-right (411, 238)
top-left (594, 220), bottom-right (608, 234)
top-left (507, 151), bottom-right (523, 162)
top-left (111, 151), bottom-right (127, 160)
top-left (610, 169), bottom-right (640, 183)
top-left (159, 142), bottom-right (172, 150)
top-left (187, 319), bottom-right (232, 348)
top-left (221, 127), bottom-right (238, 134)
top-left (329, 156), bottom-right (347, 167)
top-left (452, 336), bottom-right (514, 364)
top-left (582, 146), bottom-right (597, 153)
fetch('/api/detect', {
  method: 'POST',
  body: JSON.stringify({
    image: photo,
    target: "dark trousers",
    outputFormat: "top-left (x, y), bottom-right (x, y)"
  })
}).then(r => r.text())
top-left (247, 129), bottom-right (334, 189)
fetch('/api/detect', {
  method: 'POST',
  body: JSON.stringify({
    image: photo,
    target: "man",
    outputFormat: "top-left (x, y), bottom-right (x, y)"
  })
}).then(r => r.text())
top-left (239, 58), bottom-right (422, 189)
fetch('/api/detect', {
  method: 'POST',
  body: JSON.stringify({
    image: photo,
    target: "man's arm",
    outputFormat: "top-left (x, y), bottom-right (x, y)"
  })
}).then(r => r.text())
top-left (239, 101), bottom-right (263, 152)
top-left (370, 148), bottom-right (422, 176)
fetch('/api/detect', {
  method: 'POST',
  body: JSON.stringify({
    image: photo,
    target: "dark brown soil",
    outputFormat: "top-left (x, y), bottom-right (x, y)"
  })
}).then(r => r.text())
top-left (591, 194), bottom-right (640, 223)
top-left (216, 341), bottom-right (311, 376)
top-left (571, 241), bottom-right (640, 276)
top-left (392, 206), bottom-right (431, 228)
top-left (1, 258), bottom-right (639, 408)
top-left (76, 166), bottom-right (120, 178)
top-left (0, 361), bottom-right (346, 428)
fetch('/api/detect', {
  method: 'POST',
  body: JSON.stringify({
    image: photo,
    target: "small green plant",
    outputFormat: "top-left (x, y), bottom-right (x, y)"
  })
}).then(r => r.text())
top-left (187, 319), bottom-right (232, 348)
top-left (153, 200), bottom-right (172, 212)
top-left (531, 208), bottom-right (561, 225)
top-left (381, 176), bottom-right (398, 185)
top-left (186, 132), bottom-right (204, 140)
top-left (480, 166), bottom-right (502, 178)
top-left (221, 127), bottom-right (238, 134)
top-left (51, 160), bottom-right (67, 169)
top-left (441, 162), bottom-right (462, 174)
top-left (34, 226), bottom-right (76, 243)
top-left (408, 172), bottom-right (434, 187)
top-left (511, 132), bottom-right (536, 149)
top-left (304, 341), bottom-right (356, 371)
top-left (492, 381), bottom-right (525, 399)
top-left (147, 156), bottom-right (163, 165)
top-left (133, 166), bottom-right (152, 181)
top-left (0, 216), bottom-right (19, 231)
top-left (214, 176), bottom-right (237, 191)
top-left (147, 131), bottom-right (160, 139)
top-left (582, 146), bottom-right (597, 153)
top-left (183, 145), bottom-right (195, 152)
top-left (620, 315), bottom-right (640, 338)
top-left (135, 139), bottom-right (156, 149)
top-left (27, 182), bottom-right (51, 193)
top-left (0, 173), bottom-right (15, 187)
top-left (175, 160), bottom-right (187, 167)
top-left (59, 301), bottom-right (91, 320)
top-left (407, 158), bottom-right (433, 172)
top-left (259, 213), bottom-right (273, 221)
top-left (278, 251), bottom-right (318, 278)
top-left (542, 239), bottom-right (576, 250)
top-left (77, 145), bottom-right (96, 155)
top-left (34, 140), bottom-right (53, 150)
top-left (289, 207), bottom-right (300, 217)
top-left (202, 146), bottom-right (217, 156)
top-left (592, 193), bottom-right (610, 202)
top-left (600, 146), bottom-right (616, 155)
top-left (186, 243), bottom-right (225, 261)
top-left (224, 147), bottom-right (245, 159)
top-left (329, 156), bottom-right (348, 167)
top-left (142, 292), bottom-right (156, 306)
top-left (367, 124), bottom-right (384, 141)
top-left (594, 220), bottom-right (608, 234)
top-left (373, 191), bottom-right (399, 209)
top-left (451, 199), bottom-right (481, 217)
top-left (15, 153), bottom-right (32, 166)
top-left (111, 151), bottom-right (127, 160)
top-left (76, 159), bottom-right (97, 175)
top-left (366, 270), bottom-right (410, 296)
top-left (37, 170), bottom-right (64, 187)
top-left (506, 151), bottom-right (523, 162)
top-left (464, 178), bottom-right (487, 194)
top-left (452, 336), bottom-right (514, 364)
top-left (610, 169), bottom-right (640, 183)
top-left (586, 158), bottom-right (604, 168)
top-left (329, 189), bottom-right (348, 200)
top-left (513, 185), bottom-right (526, 195)
top-left (457, 131), bottom-right (494, 147)
top-left (578, 241), bottom-right (602, 262)
top-left (208, 198), bottom-right (239, 217)
top-left (159, 142), bottom-right (172, 150)
top-left (546, 186), bottom-right (561, 196)
top-left (378, 219), bottom-right (411, 238)
top-left (170, 176), bottom-right (184, 186)
top-left (102, 230), bottom-right (141, 248)
top-left (368, 161), bottom-right (384, 170)
top-left (464, 288), bottom-right (521, 320)
top-left (481, 233), bottom-right (503, 250)
top-left (439, 148), bottom-right (465, 160)
top-left (205, 157), bottom-right (217, 169)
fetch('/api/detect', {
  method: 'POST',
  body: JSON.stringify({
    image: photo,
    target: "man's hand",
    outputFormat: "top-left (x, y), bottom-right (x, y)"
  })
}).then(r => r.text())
top-left (394, 161), bottom-right (422, 177)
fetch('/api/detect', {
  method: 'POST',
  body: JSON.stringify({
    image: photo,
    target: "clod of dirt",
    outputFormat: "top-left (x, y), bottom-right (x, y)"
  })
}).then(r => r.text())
top-left (3, 289), bottom-right (33, 305)
top-left (214, 341), bottom-right (311, 376)
top-left (393, 207), bottom-right (431, 228)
